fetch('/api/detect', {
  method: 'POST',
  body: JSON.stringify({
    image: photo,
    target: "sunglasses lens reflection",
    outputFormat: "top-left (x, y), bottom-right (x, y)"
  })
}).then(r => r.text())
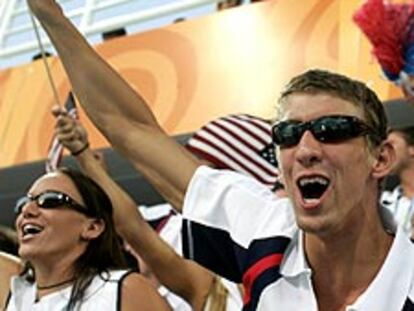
top-left (38, 193), bottom-right (65, 208)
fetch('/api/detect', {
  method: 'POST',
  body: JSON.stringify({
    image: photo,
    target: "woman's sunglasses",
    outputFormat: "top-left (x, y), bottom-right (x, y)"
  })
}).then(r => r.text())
top-left (272, 115), bottom-right (382, 148)
top-left (14, 191), bottom-right (95, 217)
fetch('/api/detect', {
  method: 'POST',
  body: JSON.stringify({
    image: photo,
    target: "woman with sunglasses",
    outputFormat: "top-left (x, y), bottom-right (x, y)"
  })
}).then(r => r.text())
top-left (5, 168), bottom-right (171, 311)
top-left (52, 109), bottom-right (243, 311)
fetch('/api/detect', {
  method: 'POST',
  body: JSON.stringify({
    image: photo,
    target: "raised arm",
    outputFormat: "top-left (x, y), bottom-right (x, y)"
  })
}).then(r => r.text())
top-left (53, 110), bottom-right (213, 310)
top-left (28, 0), bottom-right (200, 209)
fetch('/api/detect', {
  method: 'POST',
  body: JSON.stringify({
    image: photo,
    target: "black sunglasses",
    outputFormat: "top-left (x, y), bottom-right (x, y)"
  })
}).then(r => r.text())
top-left (272, 115), bottom-right (381, 147)
top-left (14, 191), bottom-right (95, 217)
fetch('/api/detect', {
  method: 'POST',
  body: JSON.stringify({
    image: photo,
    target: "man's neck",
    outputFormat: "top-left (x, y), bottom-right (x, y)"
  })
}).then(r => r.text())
top-left (304, 215), bottom-right (393, 311)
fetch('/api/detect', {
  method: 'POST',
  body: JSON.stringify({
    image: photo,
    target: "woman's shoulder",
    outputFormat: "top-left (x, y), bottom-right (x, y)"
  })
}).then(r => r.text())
top-left (120, 271), bottom-right (158, 294)
top-left (120, 272), bottom-right (172, 311)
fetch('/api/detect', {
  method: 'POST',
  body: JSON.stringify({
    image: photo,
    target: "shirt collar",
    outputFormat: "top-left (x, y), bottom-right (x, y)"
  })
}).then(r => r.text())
top-left (351, 227), bottom-right (414, 310)
top-left (280, 227), bottom-right (414, 310)
top-left (280, 229), bottom-right (310, 278)
top-left (10, 276), bottom-right (36, 302)
top-left (10, 275), bottom-right (73, 307)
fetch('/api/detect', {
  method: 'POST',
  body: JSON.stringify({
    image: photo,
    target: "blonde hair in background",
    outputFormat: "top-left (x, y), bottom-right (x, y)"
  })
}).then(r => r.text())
top-left (204, 275), bottom-right (228, 311)
top-left (204, 275), bottom-right (245, 311)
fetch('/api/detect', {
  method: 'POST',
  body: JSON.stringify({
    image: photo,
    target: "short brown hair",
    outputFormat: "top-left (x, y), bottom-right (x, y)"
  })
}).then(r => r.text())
top-left (277, 69), bottom-right (387, 146)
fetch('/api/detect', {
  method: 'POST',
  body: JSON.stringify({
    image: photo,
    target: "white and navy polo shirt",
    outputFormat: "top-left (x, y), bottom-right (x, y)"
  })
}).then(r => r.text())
top-left (182, 166), bottom-right (414, 311)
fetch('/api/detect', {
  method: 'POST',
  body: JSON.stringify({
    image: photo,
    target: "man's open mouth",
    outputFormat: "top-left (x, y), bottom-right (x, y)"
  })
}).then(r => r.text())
top-left (297, 176), bottom-right (330, 203)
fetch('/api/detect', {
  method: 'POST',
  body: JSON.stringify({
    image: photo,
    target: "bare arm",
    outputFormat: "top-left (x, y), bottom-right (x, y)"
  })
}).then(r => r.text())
top-left (54, 111), bottom-right (212, 310)
top-left (28, 0), bottom-right (200, 210)
top-left (121, 273), bottom-right (172, 311)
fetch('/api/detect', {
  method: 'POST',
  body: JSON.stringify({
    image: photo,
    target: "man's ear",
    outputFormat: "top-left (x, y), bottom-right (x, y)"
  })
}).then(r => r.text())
top-left (81, 218), bottom-right (105, 241)
top-left (408, 144), bottom-right (414, 158)
top-left (371, 141), bottom-right (396, 179)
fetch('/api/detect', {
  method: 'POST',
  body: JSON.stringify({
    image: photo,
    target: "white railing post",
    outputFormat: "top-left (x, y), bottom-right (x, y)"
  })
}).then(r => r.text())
top-left (0, 0), bottom-right (18, 48)
top-left (79, 0), bottom-right (97, 32)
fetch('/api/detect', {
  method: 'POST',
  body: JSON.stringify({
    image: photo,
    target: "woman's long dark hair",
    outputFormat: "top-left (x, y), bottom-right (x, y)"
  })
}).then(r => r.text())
top-left (21, 167), bottom-right (127, 310)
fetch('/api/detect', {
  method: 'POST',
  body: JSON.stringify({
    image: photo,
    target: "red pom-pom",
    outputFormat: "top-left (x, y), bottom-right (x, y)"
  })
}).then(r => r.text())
top-left (353, 0), bottom-right (414, 76)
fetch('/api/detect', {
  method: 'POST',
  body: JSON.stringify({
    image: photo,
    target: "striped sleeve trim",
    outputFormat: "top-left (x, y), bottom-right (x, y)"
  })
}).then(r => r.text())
top-left (241, 237), bottom-right (290, 310)
top-left (242, 254), bottom-right (283, 305)
top-left (182, 219), bottom-right (245, 282)
top-left (182, 218), bottom-right (291, 310)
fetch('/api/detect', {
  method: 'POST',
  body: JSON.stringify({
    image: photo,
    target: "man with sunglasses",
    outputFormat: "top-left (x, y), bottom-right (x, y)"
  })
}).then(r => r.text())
top-left (27, 0), bottom-right (414, 309)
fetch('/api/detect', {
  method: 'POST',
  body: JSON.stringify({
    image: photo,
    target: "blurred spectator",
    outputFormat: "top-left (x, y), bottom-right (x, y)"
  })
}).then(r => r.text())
top-left (102, 28), bottom-right (127, 41)
top-left (217, 0), bottom-right (242, 10)
top-left (382, 99), bottom-right (414, 238)
top-left (0, 225), bottom-right (18, 256)
top-left (32, 51), bottom-right (53, 61)
top-left (173, 17), bottom-right (186, 23)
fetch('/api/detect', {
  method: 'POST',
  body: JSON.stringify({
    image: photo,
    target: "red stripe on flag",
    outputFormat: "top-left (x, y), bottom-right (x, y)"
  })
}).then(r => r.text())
top-left (242, 253), bottom-right (284, 306)
top-left (222, 116), bottom-right (270, 146)
top-left (209, 120), bottom-right (263, 154)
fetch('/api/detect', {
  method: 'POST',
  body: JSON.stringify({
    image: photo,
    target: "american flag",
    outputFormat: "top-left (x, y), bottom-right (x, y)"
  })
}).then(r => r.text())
top-left (185, 114), bottom-right (280, 190)
top-left (45, 92), bottom-right (78, 173)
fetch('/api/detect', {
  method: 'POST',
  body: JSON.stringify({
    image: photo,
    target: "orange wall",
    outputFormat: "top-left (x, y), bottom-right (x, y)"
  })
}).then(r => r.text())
top-left (0, 0), bottom-right (403, 168)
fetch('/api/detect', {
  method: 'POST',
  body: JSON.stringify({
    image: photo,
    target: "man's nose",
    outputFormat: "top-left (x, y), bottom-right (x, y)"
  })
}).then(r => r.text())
top-left (294, 130), bottom-right (323, 167)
